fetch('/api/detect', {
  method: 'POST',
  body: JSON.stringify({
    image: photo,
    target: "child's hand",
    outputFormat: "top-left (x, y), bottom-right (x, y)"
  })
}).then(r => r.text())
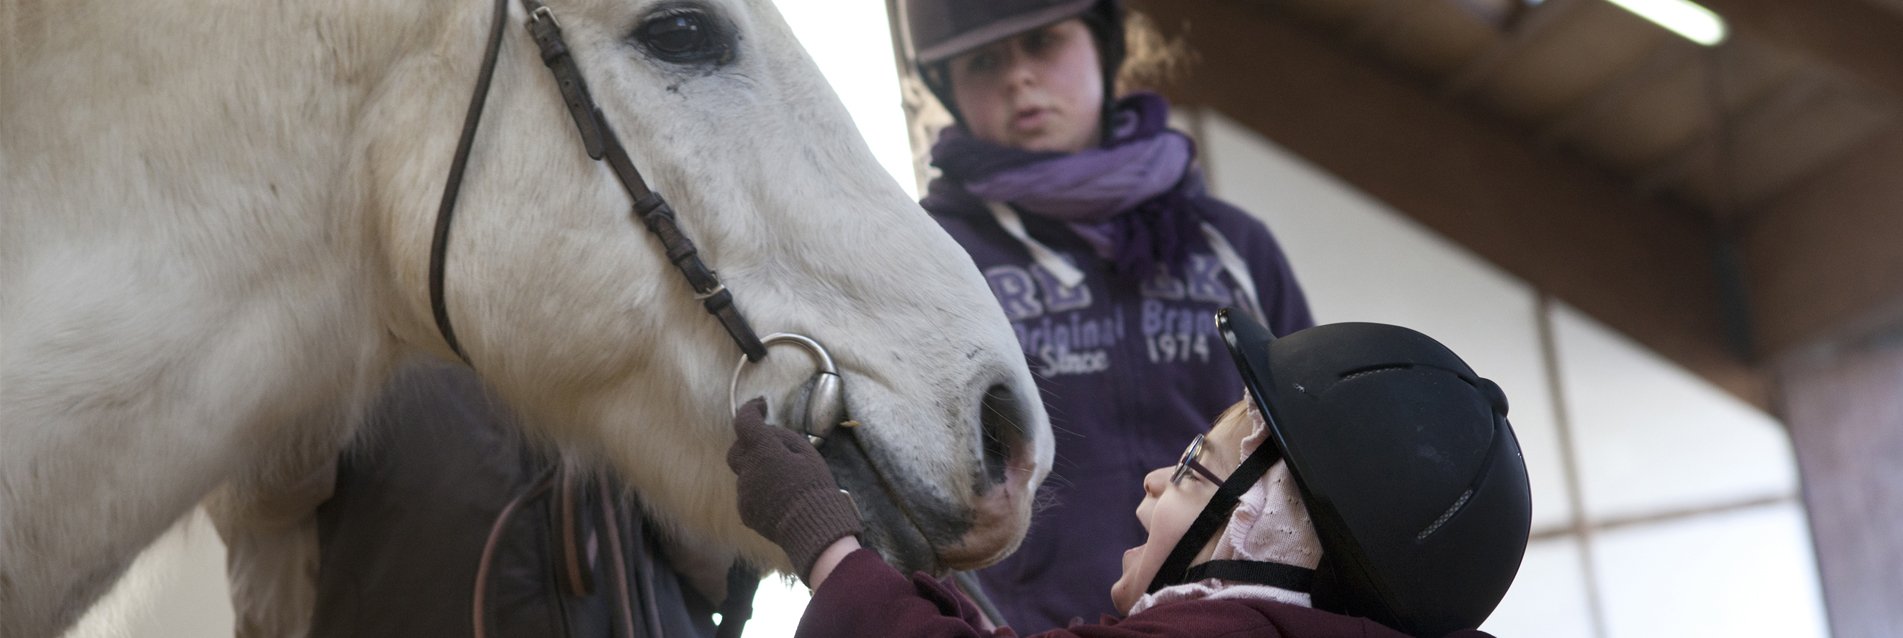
top-left (726, 398), bottom-right (864, 585)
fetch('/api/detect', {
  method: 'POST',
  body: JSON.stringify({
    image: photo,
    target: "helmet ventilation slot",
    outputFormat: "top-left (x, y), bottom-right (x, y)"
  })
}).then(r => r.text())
top-left (1415, 488), bottom-right (1474, 542)
top-left (1339, 364), bottom-right (1410, 382)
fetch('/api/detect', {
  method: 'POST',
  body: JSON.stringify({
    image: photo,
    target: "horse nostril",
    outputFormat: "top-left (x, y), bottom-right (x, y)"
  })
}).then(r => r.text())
top-left (979, 383), bottom-right (1028, 490)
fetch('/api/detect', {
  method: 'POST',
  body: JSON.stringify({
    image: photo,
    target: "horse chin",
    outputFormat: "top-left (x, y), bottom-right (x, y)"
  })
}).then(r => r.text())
top-left (821, 428), bottom-right (957, 575)
top-left (931, 461), bottom-right (1035, 570)
top-left (819, 429), bottom-right (1038, 576)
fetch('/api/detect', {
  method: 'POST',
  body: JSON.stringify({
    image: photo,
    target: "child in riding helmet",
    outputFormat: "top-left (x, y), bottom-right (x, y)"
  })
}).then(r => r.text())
top-left (724, 310), bottom-right (1532, 637)
top-left (902, 0), bottom-right (1315, 629)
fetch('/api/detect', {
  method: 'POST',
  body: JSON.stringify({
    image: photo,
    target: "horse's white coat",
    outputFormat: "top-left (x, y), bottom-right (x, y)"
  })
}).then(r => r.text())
top-left (0, 1), bottom-right (1051, 635)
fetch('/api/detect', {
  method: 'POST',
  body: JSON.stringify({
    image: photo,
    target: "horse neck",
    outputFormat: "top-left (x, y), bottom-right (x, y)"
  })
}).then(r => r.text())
top-left (1, 8), bottom-right (503, 623)
top-left (0, 0), bottom-right (503, 432)
top-left (8, 0), bottom-right (504, 337)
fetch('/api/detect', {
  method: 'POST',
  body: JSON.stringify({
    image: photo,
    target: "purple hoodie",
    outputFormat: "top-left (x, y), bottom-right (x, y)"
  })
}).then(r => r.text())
top-left (924, 100), bottom-right (1313, 631)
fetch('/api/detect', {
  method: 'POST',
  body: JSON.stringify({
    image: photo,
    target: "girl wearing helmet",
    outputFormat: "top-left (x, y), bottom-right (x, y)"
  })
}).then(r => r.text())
top-left (723, 310), bottom-right (1531, 637)
top-left (902, 0), bottom-right (1314, 629)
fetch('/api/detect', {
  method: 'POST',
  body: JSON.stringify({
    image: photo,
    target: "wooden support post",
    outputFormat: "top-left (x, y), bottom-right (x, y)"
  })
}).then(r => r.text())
top-left (1776, 339), bottom-right (1903, 638)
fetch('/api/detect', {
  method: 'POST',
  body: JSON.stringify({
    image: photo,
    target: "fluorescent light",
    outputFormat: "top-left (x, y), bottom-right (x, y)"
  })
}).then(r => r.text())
top-left (1603, 0), bottom-right (1729, 46)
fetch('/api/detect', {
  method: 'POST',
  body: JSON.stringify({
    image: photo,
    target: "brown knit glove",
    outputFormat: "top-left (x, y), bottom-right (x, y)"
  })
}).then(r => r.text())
top-left (726, 398), bottom-right (864, 584)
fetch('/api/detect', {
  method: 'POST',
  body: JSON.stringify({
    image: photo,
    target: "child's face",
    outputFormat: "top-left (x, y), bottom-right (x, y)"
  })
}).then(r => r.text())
top-left (947, 18), bottom-right (1105, 153)
top-left (1108, 402), bottom-right (1254, 613)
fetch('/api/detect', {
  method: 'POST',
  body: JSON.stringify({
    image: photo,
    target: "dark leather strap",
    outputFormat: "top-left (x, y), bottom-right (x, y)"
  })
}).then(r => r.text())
top-left (428, 0), bottom-right (508, 364)
top-left (524, 5), bottom-right (609, 160)
top-left (633, 193), bottom-right (767, 362)
top-left (472, 469), bottom-right (557, 638)
top-left (1182, 559), bottom-right (1315, 593)
top-left (521, 3), bottom-right (765, 362)
top-left (715, 564), bottom-right (761, 638)
top-left (556, 468), bottom-right (597, 597)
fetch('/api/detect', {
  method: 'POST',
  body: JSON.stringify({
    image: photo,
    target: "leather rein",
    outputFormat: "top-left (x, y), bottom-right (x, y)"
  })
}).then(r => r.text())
top-left (428, 0), bottom-right (768, 367)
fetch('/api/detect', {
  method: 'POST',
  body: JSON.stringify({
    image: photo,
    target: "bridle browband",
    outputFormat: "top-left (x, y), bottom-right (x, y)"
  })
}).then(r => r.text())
top-left (429, 0), bottom-right (769, 367)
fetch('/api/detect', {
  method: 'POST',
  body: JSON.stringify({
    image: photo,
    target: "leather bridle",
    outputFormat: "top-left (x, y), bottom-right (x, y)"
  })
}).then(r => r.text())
top-left (435, 1), bottom-right (775, 636)
top-left (428, 0), bottom-right (768, 367)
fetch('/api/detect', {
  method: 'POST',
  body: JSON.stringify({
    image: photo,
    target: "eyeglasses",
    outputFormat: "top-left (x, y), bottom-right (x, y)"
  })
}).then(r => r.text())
top-left (1171, 433), bottom-right (1226, 486)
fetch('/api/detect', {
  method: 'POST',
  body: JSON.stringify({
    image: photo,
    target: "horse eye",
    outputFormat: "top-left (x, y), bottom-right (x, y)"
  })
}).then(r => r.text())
top-left (635, 10), bottom-right (730, 65)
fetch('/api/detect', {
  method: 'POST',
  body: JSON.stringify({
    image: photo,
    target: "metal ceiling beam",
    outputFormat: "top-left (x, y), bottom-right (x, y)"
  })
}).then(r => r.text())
top-left (1133, 0), bottom-right (1769, 407)
top-left (1696, 0), bottom-right (1903, 102)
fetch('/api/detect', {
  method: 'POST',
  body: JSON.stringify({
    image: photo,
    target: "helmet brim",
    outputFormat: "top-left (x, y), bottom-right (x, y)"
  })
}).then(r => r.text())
top-left (1217, 308), bottom-right (1286, 449)
top-left (912, 0), bottom-right (1098, 65)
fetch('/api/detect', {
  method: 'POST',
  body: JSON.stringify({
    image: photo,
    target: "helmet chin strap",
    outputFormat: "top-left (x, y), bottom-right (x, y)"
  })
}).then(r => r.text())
top-left (1178, 559), bottom-right (1315, 594)
top-left (1144, 436), bottom-right (1315, 595)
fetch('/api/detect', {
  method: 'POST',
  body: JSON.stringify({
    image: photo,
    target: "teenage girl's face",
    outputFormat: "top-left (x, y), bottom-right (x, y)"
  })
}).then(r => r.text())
top-left (1107, 403), bottom-right (1252, 614)
top-left (947, 18), bottom-right (1105, 153)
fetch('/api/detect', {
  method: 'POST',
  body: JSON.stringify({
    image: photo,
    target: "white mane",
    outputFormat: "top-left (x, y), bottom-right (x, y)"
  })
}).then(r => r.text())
top-left (0, 1), bottom-right (1051, 634)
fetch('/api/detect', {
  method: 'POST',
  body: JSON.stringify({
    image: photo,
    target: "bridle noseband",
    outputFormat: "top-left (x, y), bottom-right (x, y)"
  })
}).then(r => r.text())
top-left (428, 0), bottom-right (768, 367)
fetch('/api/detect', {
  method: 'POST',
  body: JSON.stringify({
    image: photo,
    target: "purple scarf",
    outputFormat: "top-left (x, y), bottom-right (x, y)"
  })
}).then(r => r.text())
top-left (927, 93), bottom-right (1202, 278)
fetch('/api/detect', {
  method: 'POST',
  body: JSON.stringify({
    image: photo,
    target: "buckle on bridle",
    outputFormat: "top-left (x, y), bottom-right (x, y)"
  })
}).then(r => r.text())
top-left (692, 281), bottom-right (728, 301)
top-left (529, 5), bottom-right (558, 28)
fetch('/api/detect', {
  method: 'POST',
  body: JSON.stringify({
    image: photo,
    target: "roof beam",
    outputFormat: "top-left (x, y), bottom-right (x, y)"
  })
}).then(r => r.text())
top-left (1744, 127), bottom-right (1903, 353)
top-left (1634, 73), bottom-right (1825, 195)
top-left (1345, 1), bottom-right (1420, 52)
top-left (1135, 0), bottom-right (1769, 407)
top-left (1538, 40), bottom-right (1695, 148)
top-left (1440, 0), bottom-right (1590, 98)
top-left (1695, 0), bottom-right (1903, 101)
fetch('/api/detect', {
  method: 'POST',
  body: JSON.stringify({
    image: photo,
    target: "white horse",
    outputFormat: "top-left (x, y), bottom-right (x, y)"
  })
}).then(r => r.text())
top-left (0, 0), bottom-right (1053, 635)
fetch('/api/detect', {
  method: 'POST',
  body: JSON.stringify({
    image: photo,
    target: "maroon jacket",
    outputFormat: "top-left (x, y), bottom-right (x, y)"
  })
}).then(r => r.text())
top-left (797, 549), bottom-right (1497, 638)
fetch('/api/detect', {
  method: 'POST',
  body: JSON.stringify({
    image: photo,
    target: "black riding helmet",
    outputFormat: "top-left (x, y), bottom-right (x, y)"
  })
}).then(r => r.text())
top-left (1148, 309), bottom-right (1532, 636)
top-left (899, 0), bottom-right (1125, 138)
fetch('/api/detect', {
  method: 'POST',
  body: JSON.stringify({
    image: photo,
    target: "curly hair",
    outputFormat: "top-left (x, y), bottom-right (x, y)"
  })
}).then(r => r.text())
top-left (1117, 10), bottom-right (1198, 95)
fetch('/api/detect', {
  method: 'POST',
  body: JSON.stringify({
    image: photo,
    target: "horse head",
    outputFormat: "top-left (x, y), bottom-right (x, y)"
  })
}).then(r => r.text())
top-left (369, 0), bottom-right (1051, 574)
